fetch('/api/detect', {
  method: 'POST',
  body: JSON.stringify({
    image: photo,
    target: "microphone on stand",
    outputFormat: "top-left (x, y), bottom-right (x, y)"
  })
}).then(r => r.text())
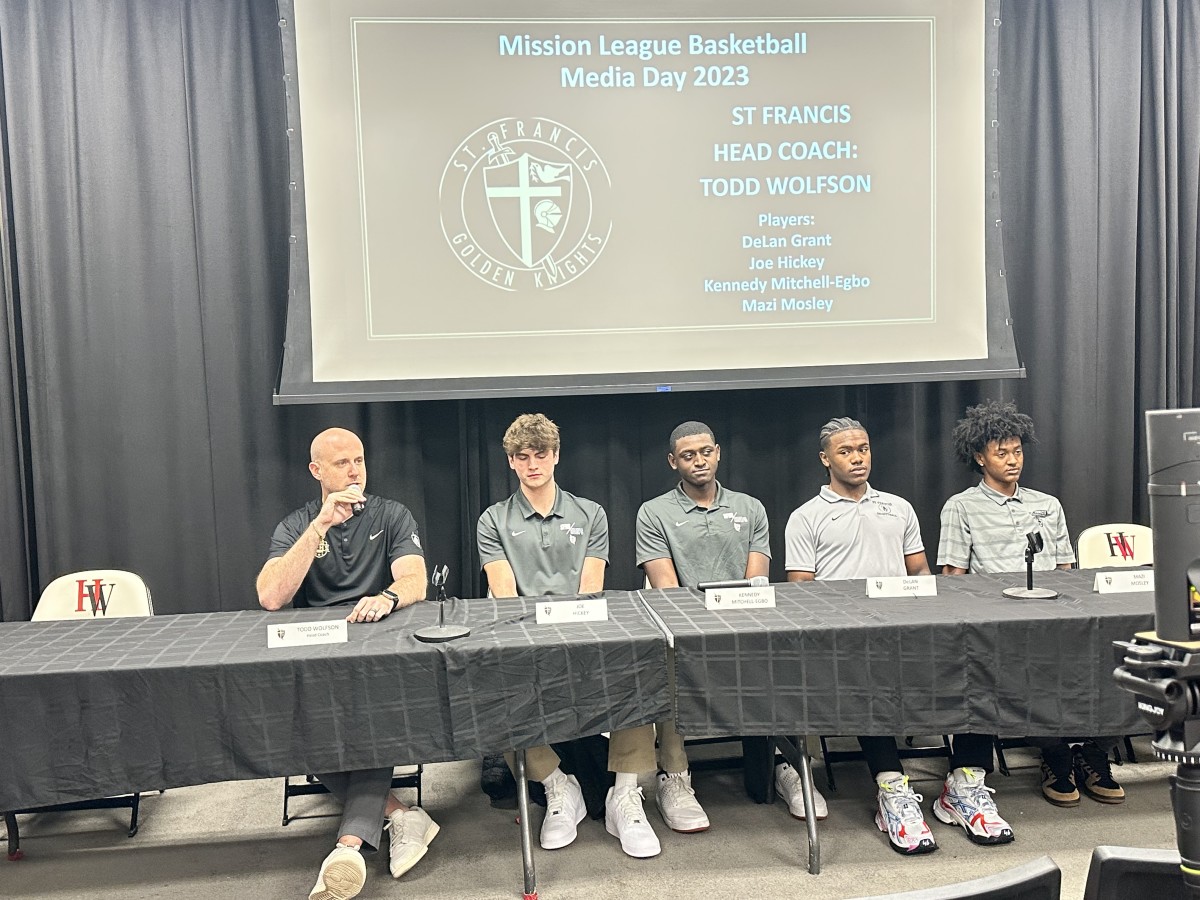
top-left (1002, 532), bottom-right (1060, 599)
top-left (414, 565), bottom-right (472, 643)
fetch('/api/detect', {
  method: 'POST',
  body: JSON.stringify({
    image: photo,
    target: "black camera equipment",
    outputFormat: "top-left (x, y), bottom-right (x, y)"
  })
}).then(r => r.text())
top-left (1113, 408), bottom-right (1200, 896)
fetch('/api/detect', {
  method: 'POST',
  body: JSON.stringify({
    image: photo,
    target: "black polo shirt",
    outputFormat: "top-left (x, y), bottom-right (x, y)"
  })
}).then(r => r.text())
top-left (266, 494), bottom-right (423, 608)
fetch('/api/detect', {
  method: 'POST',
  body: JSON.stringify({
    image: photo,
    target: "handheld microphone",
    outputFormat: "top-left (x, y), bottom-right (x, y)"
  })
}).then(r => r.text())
top-left (697, 575), bottom-right (769, 590)
top-left (349, 484), bottom-right (365, 515)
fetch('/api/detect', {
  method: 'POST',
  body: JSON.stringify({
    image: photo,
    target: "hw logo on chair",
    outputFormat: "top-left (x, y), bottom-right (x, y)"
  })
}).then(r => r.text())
top-left (1105, 532), bottom-right (1136, 561)
top-left (75, 578), bottom-right (116, 615)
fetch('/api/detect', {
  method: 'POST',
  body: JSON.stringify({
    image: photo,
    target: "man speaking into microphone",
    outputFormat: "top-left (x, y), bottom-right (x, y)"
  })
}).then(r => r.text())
top-left (256, 427), bottom-right (438, 900)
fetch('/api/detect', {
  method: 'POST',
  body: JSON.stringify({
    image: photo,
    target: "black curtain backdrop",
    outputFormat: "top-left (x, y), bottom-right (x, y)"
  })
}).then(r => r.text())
top-left (0, 0), bottom-right (1197, 621)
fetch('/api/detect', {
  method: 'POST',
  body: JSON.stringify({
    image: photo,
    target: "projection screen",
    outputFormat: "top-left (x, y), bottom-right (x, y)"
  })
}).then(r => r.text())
top-left (275, 0), bottom-right (1020, 403)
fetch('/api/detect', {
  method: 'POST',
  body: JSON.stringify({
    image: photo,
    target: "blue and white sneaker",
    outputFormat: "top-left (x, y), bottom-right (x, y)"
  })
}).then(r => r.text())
top-left (874, 772), bottom-right (937, 855)
top-left (933, 767), bottom-right (1014, 845)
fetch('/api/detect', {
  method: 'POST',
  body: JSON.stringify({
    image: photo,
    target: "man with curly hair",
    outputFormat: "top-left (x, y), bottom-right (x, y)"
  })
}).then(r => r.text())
top-left (478, 413), bottom-right (662, 859)
top-left (938, 399), bottom-right (1125, 809)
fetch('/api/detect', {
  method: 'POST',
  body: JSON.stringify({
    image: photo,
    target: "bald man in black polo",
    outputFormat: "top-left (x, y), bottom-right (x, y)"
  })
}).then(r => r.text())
top-left (258, 428), bottom-right (439, 900)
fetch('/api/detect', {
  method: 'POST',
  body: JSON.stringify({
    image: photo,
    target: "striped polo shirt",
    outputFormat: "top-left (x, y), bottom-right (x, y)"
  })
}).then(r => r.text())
top-left (937, 481), bottom-right (1074, 574)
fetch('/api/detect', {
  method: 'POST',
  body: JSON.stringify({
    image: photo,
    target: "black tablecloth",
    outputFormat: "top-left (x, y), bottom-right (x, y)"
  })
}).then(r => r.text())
top-left (0, 595), bottom-right (669, 810)
top-left (640, 570), bottom-right (1152, 738)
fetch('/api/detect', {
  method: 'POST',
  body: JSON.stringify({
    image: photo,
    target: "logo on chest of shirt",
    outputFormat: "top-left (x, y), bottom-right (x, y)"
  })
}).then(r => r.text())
top-left (560, 522), bottom-right (584, 545)
top-left (1029, 509), bottom-right (1051, 521)
top-left (722, 512), bottom-right (749, 532)
top-left (871, 501), bottom-right (898, 519)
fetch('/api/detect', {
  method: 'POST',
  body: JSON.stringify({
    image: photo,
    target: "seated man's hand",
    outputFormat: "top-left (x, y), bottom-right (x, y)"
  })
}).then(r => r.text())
top-left (345, 594), bottom-right (392, 623)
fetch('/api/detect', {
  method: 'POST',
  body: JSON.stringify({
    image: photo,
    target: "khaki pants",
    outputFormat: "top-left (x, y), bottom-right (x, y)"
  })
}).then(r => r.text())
top-left (656, 646), bottom-right (690, 773)
top-left (506, 724), bottom-right (657, 782)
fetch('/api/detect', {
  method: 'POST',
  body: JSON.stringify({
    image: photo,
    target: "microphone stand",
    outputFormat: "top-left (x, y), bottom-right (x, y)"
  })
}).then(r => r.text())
top-left (414, 565), bottom-right (471, 643)
top-left (1001, 532), bottom-right (1059, 599)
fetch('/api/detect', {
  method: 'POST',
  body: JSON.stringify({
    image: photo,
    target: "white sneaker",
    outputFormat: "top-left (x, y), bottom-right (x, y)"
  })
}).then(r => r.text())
top-left (655, 771), bottom-right (710, 833)
top-left (540, 771), bottom-right (587, 850)
top-left (386, 806), bottom-right (440, 878)
top-left (309, 844), bottom-right (366, 900)
top-left (774, 761), bottom-right (829, 821)
top-left (605, 785), bottom-right (662, 858)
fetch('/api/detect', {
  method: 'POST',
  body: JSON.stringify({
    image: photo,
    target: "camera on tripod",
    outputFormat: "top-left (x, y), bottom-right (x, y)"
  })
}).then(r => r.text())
top-left (1113, 408), bottom-right (1200, 895)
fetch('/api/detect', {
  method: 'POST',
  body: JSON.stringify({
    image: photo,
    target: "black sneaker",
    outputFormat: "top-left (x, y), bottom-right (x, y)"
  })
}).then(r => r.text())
top-left (1075, 742), bottom-right (1126, 804)
top-left (481, 754), bottom-right (518, 809)
top-left (1040, 742), bottom-right (1079, 807)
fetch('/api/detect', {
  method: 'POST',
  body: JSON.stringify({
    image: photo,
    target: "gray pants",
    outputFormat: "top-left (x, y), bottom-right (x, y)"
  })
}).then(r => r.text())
top-left (314, 767), bottom-right (393, 852)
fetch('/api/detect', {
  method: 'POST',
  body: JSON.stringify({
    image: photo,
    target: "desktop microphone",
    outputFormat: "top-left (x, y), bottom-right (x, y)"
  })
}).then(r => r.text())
top-left (697, 575), bottom-right (769, 590)
top-left (1001, 531), bottom-right (1059, 599)
top-left (349, 483), bottom-right (365, 515)
top-left (414, 565), bottom-right (471, 643)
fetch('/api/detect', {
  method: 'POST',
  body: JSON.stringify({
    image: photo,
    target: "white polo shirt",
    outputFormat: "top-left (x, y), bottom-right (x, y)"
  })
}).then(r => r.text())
top-left (785, 484), bottom-right (925, 579)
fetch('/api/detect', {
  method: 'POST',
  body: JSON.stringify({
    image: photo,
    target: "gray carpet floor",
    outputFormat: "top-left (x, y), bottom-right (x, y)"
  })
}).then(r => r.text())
top-left (2, 738), bottom-right (1179, 899)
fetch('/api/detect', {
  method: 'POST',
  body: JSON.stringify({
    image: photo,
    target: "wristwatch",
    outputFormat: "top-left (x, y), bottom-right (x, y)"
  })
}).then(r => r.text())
top-left (380, 589), bottom-right (401, 612)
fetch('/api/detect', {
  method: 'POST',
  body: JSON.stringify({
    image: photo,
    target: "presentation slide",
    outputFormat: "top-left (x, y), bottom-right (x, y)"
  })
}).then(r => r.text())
top-left (280, 0), bottom-right (1014, 402)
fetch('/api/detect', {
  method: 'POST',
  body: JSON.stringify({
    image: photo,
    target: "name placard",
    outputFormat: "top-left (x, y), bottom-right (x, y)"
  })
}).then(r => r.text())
top-left (866, 575), bottom-right (938, 598)
top-left (1094, 570), bottom-right (1155, 594)
top-left (267, 619), bottom-right (348, 648)
top-left (704, 585), bottom-right (777, 610)
top-left (535, 597), bottom-right (609, 624)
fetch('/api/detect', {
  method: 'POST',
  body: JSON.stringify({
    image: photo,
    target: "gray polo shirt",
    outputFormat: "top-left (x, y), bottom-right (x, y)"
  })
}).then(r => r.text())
top-left (785, 484), bottom-right (924, 579)
top-left (635, 482), bottom-right (771, 587)
top-left (477, 485), bottom-right (608, 596)
top-left (937, 481), bottom-right (1074, 574)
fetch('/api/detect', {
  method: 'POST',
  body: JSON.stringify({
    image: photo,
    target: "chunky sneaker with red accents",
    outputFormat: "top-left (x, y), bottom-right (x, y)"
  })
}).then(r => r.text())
top-left (933, 767), bottom-right (1015, 845)
top-left (874, 772), bottom-right (937, 855)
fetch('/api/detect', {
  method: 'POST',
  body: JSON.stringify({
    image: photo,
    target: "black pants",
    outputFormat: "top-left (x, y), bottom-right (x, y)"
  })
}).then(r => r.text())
top-left (858, 733), bottom-right (995, 777)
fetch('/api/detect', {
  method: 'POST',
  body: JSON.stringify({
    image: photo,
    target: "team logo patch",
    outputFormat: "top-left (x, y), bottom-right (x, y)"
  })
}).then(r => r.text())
top-left (560, 522), bottom-right (585, 545)
top-left (440, 117), bottom-right (611, 290)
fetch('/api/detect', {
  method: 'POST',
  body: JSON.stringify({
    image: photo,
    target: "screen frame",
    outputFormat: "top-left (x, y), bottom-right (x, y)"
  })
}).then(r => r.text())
top-left (273, 0), bottom-right (1021, 404)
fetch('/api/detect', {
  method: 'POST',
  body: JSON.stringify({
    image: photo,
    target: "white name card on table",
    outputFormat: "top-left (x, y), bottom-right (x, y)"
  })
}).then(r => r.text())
top-left (535, 596), bottom-right (609, 624)
top-left (1094, 570), bottom-right (1155, 594)
top-left (866, 576), bottom-right (938, 598)
top-left (705, 585), bottom-right (776, 610)
top-left (267, 619), bottom-right (348, 648)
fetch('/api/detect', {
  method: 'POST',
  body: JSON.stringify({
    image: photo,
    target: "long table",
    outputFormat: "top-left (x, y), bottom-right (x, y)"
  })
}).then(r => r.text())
top-left (0, 595), bottom-right (670, 894)
top-left (637, 569), bottom-right (1155, 872)
top-left (2, 574), bottom-right (1154, 884)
